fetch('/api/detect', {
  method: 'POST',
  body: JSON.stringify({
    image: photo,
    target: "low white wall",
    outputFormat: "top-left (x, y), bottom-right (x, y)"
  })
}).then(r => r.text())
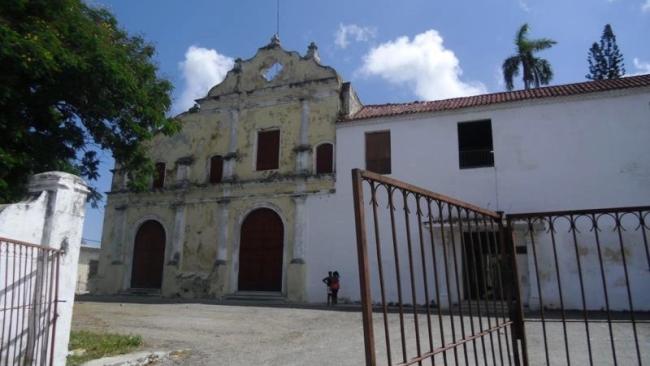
top-left (0, 172), bottom-right (89, 365)
top-left (77, 246), bottom-right (101, 294)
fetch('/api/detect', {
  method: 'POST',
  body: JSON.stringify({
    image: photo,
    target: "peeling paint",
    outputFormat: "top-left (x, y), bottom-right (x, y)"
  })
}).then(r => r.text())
top-left (97, 39), bottom-right (348, 301)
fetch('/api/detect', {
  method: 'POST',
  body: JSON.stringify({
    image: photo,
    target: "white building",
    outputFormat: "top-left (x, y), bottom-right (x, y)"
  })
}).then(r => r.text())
top-left (305, 75), bottom-right (650, 310)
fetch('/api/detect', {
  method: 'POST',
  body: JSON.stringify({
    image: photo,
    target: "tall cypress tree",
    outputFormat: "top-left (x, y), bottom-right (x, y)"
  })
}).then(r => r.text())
top-left (587, 24), bottom-right (625, 80)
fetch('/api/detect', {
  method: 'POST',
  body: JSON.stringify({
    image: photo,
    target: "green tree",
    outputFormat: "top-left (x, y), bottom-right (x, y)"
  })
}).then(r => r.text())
top-left (0, 0), bottom-right (179, 205)
top-left (586, 24), bottom-right (625, 80)
top-left (502, 24), bottom-right (557, 90)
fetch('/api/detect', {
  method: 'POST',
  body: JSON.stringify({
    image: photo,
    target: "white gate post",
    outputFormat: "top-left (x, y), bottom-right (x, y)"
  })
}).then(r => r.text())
top-left (27, 172), bottom-right (90, 365)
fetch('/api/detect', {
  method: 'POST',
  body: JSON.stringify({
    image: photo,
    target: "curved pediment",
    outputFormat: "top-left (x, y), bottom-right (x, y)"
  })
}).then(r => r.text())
top-left (202, 36), bottom-right (340, 99)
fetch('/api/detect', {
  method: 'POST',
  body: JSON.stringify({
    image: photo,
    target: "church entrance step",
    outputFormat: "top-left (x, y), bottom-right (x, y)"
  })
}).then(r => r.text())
top-left (223, 291), bottom-right (286, 304)
top-left (122, 288), bottom-right (162, 296)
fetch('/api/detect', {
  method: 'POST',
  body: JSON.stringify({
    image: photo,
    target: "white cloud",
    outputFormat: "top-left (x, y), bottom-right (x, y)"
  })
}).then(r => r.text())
top-left (643, 0), bottom-right (650, 12)
top-left (334, 23), bottom-right (376, 49)
top-left (518, 0), bottom-right (531, 12)
top-left (174, 46), bottom-right (234, 114)
top-left (630, 58), bottom-right (650, 75)
top-left (359, 30), bottom-right (486, 101)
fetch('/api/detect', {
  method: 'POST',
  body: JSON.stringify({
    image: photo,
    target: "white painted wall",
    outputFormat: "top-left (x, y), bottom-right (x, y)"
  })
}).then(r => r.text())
top-left (0, 172), bottom-right (89, 365)
top-left (305, 89), bottom-right (650, 311)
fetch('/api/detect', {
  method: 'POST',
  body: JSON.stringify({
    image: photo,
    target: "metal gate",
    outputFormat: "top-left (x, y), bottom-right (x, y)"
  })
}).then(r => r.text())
top-left (506, 207), bottom-right (649, 366)
top-left (1, 237), bottom-right (61, 366)
top-left (352, 169), bottom-right (649, 366)
top-left (352, 169), bottom-right (526, 366)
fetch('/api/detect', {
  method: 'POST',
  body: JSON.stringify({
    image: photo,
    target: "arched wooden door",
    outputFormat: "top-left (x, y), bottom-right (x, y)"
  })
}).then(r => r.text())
top-left (131, 220), bottom-right (166, 289)
top-left (238, 208), bottom-right (284, 291)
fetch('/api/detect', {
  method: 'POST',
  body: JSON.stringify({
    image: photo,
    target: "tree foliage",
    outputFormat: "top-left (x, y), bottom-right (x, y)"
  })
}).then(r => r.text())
top-left (502, 24), bottom-right (557, 91)
top-left (586, 24), bottom-right (625, 80)
top-left (0, 0), bottom-right (179, 206)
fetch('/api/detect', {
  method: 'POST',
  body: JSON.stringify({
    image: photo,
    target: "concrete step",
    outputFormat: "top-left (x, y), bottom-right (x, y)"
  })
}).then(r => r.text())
top-left (121, 288), bottom-right (162, 296)
top-left (223, 291), bottom-right (286, 304)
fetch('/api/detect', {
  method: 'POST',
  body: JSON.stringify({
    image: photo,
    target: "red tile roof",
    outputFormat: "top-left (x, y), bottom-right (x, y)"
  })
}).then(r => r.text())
top-left (339, 74), bottom-right (650, 122)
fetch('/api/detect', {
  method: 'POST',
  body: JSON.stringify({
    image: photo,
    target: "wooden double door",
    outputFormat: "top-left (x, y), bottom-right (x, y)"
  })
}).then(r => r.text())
top-left (131, 220), bottom-right (166, 289)
top-left (238, 208), bottom-right (284, 292)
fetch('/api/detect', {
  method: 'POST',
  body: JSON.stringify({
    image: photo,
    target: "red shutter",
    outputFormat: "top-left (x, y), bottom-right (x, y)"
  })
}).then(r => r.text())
top-left (256, 130), bottom-right (280, 170)
top-left (365, 131), bottom-right (391, 174)
top-left (209, 155), bottom-right (223, 183)
top-left (316, 143), bottom-right (334, 174)
top-left (152, 162), bottom-right (165, 189)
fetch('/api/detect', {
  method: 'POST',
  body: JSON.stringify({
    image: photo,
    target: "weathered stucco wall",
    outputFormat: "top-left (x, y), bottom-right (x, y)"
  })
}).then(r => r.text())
top-left (96, 37), bottom-right (343, 301)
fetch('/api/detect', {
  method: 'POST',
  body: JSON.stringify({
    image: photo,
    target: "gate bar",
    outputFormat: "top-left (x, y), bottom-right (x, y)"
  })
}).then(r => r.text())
top-left (352, 169), bottom-right (376, 366)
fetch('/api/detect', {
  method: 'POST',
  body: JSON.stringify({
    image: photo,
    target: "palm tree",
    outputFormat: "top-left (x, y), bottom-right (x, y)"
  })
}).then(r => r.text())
top-left (502, 24), bottom-right (557, 90)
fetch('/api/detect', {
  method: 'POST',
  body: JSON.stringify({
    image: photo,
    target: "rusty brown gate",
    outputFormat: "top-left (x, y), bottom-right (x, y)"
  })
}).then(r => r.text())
top-left (506, 207), bottom-right (649, 366)
top-left (352, 169), bottom-right (650, 366)
top-left (352, 169), bottom-right (526, 366)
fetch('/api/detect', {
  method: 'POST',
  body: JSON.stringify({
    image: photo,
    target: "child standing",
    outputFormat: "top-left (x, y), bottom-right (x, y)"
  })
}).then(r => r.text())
top-left (322, 271), bottom-right (333, 306)
top-left (330, 271), bottom-right (340, 305)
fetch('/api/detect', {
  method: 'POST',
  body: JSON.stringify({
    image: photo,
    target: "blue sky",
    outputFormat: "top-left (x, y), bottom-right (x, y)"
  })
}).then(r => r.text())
top-left (81, 0), bottom-right (650, 245)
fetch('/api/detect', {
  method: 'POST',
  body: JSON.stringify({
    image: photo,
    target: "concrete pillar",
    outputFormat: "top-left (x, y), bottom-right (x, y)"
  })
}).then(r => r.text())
top-left (299, 99), bottom-right (310, 145)
top-left (295, 100), bottom-right (311, 175)
top-left (214, 199), bottom-right (230, 296)
top-left (26, 172), bottom-right (89, 366)
top-left (111, 206), bottom-right (127, 264)
top-left (292, 195), bottom-right (307, 262)
top-left (223, 109), bottom-right (239, 180)
top-left (288, 195), bottom-right (307, 302)
top-left (170, 204), bottom-right (186, 268)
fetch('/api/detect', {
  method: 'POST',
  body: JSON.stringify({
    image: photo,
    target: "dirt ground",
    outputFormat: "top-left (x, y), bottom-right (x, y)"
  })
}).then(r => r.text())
top-left (72, 298), bottom-right (649, 365)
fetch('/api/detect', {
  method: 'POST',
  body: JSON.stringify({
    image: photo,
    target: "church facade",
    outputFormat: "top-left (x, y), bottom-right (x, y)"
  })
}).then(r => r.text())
top-left (95, 37), bottom-right (650, 307)
top-left (96, 36), bottom-right (361, 301)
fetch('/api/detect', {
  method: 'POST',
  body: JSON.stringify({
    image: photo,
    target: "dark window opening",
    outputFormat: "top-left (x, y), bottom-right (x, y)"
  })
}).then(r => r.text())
top-left (153, 162), bottom-right (165, 189)
top-left (365, 131), bottom-right (391, 174)
top-left (458, 120), bottom-right (494, 169)
top-left (256, 130), bottom-right (280, 171)
top-left (88, 260), bottom-right (99, 278)
top-left (462, 231), bottom-right (508, 301)
top-left (209, 155), bottom-right (223, 183)
top-left (315, 143), bottom-right (334, 174)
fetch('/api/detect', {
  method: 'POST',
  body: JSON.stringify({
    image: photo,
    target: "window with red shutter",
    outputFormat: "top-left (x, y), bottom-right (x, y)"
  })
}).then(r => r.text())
top-left (209, 155), bottom-right (223, 183)
top-left (256, 130), bottom-right (280, 171)
top-left (315, 143), bottom-right (334, 174)
top-left (153, 162), bottom-right (165, 189)
top-left (365, 131), bottom-right (391, 174)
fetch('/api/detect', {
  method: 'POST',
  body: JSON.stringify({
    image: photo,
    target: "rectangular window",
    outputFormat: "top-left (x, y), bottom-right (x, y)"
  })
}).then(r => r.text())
top-left (458, 120), bottom-right (494, 169)
top-left (315, 143), bottom-right (334, 174)
top-left (365, 131), bottom-right (391, 174)
top-left (153, 162), bottom-right (165, 189)
top-left (88, 260), bottom-right (99, 278)
top-left (256, 130), bottom-right (280, 171)
top-left (209, 155), bottom-right (223, 183)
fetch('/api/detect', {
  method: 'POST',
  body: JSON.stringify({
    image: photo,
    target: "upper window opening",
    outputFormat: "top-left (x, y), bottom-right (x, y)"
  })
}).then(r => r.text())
top-left (458, 120), bottom-right (494, 169)
top-left (315, 143), bottom-right (334, 174)
top-left (153, 162), bottom-right (165, 189)
top-left (262, 63), bottom-right (283, 81)
top-left (256, 130), bottom-right (280, 171)
top-left (365, 131), bottom-right (391, 175)
top-left (209, 155), bottom-right (223, 184)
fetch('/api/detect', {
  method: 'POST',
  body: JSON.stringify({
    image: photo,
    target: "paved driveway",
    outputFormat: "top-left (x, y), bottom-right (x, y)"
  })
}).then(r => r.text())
top-left (72, 298), bottom-right (649, 365)
top-left (72, 299), bottom-right (367, 365)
